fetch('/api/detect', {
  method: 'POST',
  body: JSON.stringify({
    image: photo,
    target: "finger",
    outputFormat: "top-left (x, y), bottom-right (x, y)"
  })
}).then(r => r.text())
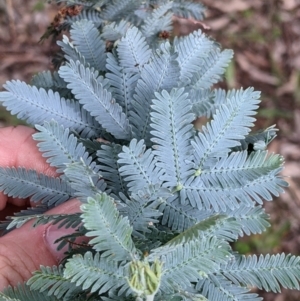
top-left (0, 126), bottom-right (58, 209)
top-left (0, 199), bottom-right (82, 291)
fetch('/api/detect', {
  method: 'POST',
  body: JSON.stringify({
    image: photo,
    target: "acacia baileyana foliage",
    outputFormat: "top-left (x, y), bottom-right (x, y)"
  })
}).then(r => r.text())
top-left (0, 1), bottom-right (298, 301)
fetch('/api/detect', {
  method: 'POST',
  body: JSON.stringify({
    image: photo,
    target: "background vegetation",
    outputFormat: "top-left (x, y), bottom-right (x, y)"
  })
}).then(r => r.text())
top-left (0, 0), bottom-right (300, 299)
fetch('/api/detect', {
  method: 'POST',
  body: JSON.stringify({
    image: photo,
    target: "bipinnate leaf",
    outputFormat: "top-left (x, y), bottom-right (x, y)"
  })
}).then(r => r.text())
top-left (150, 88), bottom-right (195, 190)
top-left (0, 167), bottom-right (73, 206)
top-left (222, 253), bottom-right (300, 293)
top-left (64, 251), bottom-right (128, 295)
top-left (59, 60), bottom-right (132, 140)
top-left (27, 265), bottom-right (82, 300)
top-left (196, 274), bottom-right (261, 301)
top-left (70, 20), bottom-right (106, 71)
top-left (0, 80), bottom-right (101, 138)
top-left (81, 193), bottom-right (136, 260)
top-left (118, 138), bottom-right (163, 192)
top-left (2, 283), bottom-right (59, 301)
top-left (33, 120), bottom-right (97, 174)
top-left (149, 236), bottom-right (232, 294)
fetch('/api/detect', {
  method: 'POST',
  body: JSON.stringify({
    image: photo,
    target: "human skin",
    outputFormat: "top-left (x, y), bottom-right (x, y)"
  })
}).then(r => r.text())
top-left (0, 125), bottom-right (81, 290)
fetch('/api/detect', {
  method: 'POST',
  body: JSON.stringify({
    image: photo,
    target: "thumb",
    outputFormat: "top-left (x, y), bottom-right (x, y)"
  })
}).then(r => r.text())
top-left (0, 199), bottom-right (82, 291)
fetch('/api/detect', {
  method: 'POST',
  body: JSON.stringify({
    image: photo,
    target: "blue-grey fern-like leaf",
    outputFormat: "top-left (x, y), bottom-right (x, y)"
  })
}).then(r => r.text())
top-left (159, 194), bottom-right (270, 235)
top-left (118, 186), bottom-right (169, 238)
top-left (158, 195), bottom-right (207, 231)
top-left (150, 88), bottom-right (195, 190)
top-left (182, 150), bottom-right (287, 211)
top-left (106, 27), bottom-right (151, 117)
top-left (2, 206), bottom-right (49, 231)
top-left (189, 88), bottom-right (228, 119)
top-left (221, 253), bottom-right (300, 293)
top-left (201, 150), bottom-right (284, 188)
top-left (28, 265), bottom-right (82, 300)
top-left (0, 167), bottom-right (73, 206)
top-left (101, 20), bottom-right (130, 41)
top-left (174, 30), bottom-right (215, 85)
top-left (31, 71), bottom-right (69, 98)
top-left (196, 274), bottom-right (262, 301)
top-left (202, 204), bottom-right (270, 237)
top-left (64, 251), bottom-right (128, 295)
top-left (33, 120), bottom-right (97, 173)
top-left (185, 167), bottom-right (286, 211)
top-left (190, 49), bottom-right (234, 89)
top-left (2, 283), bottom-right (59, 301)
top-left (70, 20), bottom-right (106, 71)
top-left (106, 52), bottom-right (140, 118)
top-left (172, 0), bottom-right (205, 20)
top-left (116, 26), bottom-right (151, 72)
top-left (150, 236), bottom-right (231, 294)
top-left (64, 160), bottom-right (107, 201)
top-left (32, 213), bottom-right (82, 229)
top-left (141, 2), bottom-right (173, 44)
top-left (191, 88), bottom-right (260, 171)
top-left (167, 215), bottom-right (247, 247)
top-left (118, 138), bottom-right (164, 192)
top-left (78, 138), bottom-right (102, 160)
top-left (57, 35), bottom-right (86, 66)
top-left (59, 60), bottom-right (132, 140)
top-left (188, 88), bottom-right (214, 118)
top-left (81, 193), bottom-right (136, 260)
top-left (96, 143), bottom-right (127, 195)
top-left (100, 0), bottom-right (142, 22)
top-left (0, 80), bottom-right (104, 138)
top-left (65, 8), bottom-right (103, 29)
top-left (53, 0), bottom-right (102, 7)
top-left (130, 41), bottom-right (180, 144)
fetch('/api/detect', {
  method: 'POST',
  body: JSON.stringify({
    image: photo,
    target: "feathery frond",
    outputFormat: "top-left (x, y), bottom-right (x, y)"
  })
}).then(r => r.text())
top-left (150, 236), bottom-right (231, 293)
top-left (2, 283), bottom-right (59, 301)
top-left (118, 139), bottom-right (164, 192)
top-left (172, 0), bottom-right (206, 20)
top-left (31, 71), bottom-right (69, 97)
top-left (96, 143), bottom-right (127, 195)
top-left (0, 167), bottom-right (73, 206)
top-left (191, 88), bottom-right (260, 170)
top-left (181, 150), bottom-right (287, 211)
top-left (175, 30), bottom-right (214, 85)
top-left (70, 20), bottom-right (106, 71)
top-left (117, 26), bottom-right (152, 72)
top-left (150, 88), bottom-right (195, 190)
top-left (106, 53), bottom-right (139, 118)
top-left (118, 186), bottom-right (168, 238)
top-left (196, 274), bottom-right (262, 301)
top-left (59, 60), bottom-right (132, 140)
top-left (65, 9), bottom-right (103, 29)
top-left (190, 48), bottom-right (234, 89)
top-left (27, 265), bottom-right (82, 300)
top-left (64, 160), bottom-right (106, 201)
top-left (141, 2), bottom-right (173, 44)
top-left (33, 120), bottom-right (96, 173)
top-left (64, 251), bottom-right (128, 295)
top-left (0, 81), bottom-right (102, 138)
top-left (101, 0), bottom-right (142, 22)
top-left (57, 36), bottom-right (86, 66)
top-left (101, 20), bottom-right (130, 41)
top-left (222, 253), bottom-right (300, 292)
top-left (130, 41), bottom-right (180, 143)
top-left (81, 193), bottom-right (137, 260)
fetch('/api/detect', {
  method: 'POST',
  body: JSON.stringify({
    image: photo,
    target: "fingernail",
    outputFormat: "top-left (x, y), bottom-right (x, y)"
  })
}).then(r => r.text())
top-left (43, 224), bottom-right (76, 261)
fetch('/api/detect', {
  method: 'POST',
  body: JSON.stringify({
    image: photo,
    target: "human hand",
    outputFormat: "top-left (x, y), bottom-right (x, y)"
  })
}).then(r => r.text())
top-left (0, 126), bottom-right (81, 290)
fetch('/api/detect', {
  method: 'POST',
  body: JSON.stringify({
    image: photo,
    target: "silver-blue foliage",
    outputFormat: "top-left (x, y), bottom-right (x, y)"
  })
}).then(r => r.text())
top-left (0, 1), bottom-right (296, 301)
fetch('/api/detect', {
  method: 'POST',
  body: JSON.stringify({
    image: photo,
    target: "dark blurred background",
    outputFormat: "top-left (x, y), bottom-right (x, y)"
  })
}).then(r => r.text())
top-left (0, 0), bottom-right (300, 299)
